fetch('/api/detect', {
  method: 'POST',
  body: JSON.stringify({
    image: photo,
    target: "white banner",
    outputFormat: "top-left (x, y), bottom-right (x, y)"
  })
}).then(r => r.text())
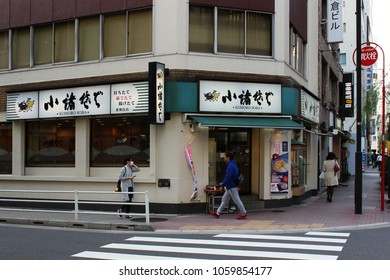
top-left (327, 0), bottom-right (343, 43)
top-left (185, 144), bottom-right (198, 200)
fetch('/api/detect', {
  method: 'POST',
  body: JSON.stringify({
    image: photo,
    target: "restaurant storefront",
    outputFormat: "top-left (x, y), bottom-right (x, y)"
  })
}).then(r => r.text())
top-left (0, 74), bottom-right (320, 213)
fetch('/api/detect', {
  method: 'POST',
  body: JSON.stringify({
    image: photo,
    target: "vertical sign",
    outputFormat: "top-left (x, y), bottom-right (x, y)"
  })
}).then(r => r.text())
top-left (148, 62), bottom-right (165, 124)
top-left (327, 0), bottom-right (343, 43)
top-left (340, 73), bottom-right (354, 118)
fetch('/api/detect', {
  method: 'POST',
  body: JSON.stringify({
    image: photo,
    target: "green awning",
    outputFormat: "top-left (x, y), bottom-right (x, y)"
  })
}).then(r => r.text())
top-left (189, 116), bottom-right (303, 129)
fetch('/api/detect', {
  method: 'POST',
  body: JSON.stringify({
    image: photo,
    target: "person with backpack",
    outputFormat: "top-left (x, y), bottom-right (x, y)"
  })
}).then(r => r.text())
top-left (117, 158), bottom-right (140, 218)
top-left (210, 151), bottom-right (247, 220)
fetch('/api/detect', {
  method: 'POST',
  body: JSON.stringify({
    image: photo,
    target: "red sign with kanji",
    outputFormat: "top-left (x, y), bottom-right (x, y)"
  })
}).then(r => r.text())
top-left (361, 46), bottom-right (378, 66)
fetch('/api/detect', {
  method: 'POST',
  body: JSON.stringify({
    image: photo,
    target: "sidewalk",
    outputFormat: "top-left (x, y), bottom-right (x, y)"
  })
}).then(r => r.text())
top-left (1, 166), bottom-right (390, 233)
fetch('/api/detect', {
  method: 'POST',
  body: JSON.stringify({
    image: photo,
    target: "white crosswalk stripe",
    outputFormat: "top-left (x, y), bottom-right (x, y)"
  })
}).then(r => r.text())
top-left (72, 231), bottom-right (349, 260)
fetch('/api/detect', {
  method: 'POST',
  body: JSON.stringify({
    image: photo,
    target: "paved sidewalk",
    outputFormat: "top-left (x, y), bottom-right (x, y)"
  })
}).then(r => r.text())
top-left (1, 166), bottom-right (389, 232)
top-left (152, 167), bottom-right (390, 232)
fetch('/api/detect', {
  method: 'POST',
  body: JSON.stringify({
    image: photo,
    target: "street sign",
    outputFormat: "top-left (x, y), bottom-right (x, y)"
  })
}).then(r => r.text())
top-left (360, 46), bottom-right (378, 66)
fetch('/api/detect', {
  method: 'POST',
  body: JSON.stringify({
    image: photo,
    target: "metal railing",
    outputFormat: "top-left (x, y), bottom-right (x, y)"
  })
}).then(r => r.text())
top-left (0, 189), bottom-right (150, 224)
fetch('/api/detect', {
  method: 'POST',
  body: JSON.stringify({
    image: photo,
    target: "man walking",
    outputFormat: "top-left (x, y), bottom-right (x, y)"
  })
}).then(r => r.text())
top-left (210, 151), bottom-right (247, 219)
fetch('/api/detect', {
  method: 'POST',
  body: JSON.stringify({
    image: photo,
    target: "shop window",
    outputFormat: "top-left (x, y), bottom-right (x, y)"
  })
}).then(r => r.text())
top-left (79, 16), bottom-right (100, 62)
top-left (128, 9), bottom-right (152, 54)
top-left (26, 120), bottom-right (75, 167)
top-left (0, 123), bottom-right (12, 174)
top-left (91, 116), bottom-right (150, 167)
top-left (0, 31), bottom-right (9, 70)
top-left (189, 5), bottom-right (273, 56)
top-left (12, 27), bottom-right (30, 69)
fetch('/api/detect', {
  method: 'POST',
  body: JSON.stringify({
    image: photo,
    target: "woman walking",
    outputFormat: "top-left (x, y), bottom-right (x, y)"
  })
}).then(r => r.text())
top-left (322, 152), bottom-right (340, 202)
top-left (117, 158), bottom-right (140, 218)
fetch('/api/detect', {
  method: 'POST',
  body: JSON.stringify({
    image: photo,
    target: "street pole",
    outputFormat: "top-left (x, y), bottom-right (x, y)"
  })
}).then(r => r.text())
top-left (355, 0), bottom-right (362, 214)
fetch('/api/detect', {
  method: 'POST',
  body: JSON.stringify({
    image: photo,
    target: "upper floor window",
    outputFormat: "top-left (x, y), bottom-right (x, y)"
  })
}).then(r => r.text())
top-left (289, 27), bottom-right (306, 76)
top-left (0, 31), bottom-right (9, 70)
top-left (189, 5), bottom-right (272, 56)
top-left (4, 8), bottom-right (152, 70)
top-left (78, 16), bottom-right (100, 62)
top-left (103, 9), bottom-right (152, 58)
top-left (12, 27), bottom-right (30, 69)
top-left (339, 53), bottom-right (346, 65)
top-left (34, 20), bottom-right (75, 65)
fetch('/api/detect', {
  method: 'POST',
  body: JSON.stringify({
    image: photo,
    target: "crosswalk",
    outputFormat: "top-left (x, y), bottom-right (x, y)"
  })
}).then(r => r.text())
top-left (72, 231), bottom-right (350, 260)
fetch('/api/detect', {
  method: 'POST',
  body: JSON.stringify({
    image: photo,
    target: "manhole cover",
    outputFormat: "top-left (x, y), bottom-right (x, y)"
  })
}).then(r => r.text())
top-left (131, 217), bottom-right (168, 222)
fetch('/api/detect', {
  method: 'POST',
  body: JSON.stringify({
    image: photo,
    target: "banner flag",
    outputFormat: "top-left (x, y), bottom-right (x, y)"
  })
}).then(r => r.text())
top-left (185, 144), bottom-right (198, 200)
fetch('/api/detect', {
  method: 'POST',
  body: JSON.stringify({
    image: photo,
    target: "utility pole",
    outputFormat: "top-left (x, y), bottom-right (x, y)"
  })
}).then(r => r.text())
top-left (355, 0), bottom-right (362, 214)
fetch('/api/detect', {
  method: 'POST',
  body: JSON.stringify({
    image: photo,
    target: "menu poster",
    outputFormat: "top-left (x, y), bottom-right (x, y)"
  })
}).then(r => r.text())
top-left (271, 132), bottom-right (289, 194)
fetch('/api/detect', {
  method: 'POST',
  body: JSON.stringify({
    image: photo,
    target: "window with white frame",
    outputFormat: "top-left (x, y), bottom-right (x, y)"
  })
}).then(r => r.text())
top-left (289, 26), bottom-right (306, 76)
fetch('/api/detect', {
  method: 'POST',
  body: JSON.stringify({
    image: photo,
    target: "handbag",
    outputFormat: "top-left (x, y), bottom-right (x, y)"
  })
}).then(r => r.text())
top-left (114, 179), bottom-right (121, 192)
top-left (319, 171), bottom-right (325, 179)
top-left (334, 161), bottom-right (340, 172)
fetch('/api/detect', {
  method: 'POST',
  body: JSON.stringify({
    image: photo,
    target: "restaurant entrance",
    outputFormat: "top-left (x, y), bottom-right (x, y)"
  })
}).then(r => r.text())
top-left (208, 128), bottom-right (251, 194)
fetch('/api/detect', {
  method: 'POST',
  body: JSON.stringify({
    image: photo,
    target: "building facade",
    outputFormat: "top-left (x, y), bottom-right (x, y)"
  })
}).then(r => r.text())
top-left (339, 0), bottom-right (373, 175)
top-left (0, 0), bottom-right (321, 213)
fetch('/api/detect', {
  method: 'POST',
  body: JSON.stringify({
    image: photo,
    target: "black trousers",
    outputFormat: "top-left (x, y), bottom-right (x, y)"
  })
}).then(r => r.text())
top-left (121, 188), bottom-right (133, 214)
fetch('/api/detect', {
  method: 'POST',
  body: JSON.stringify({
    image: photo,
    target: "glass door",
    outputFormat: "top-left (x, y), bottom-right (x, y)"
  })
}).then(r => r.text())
top-left (209, 128), bottom-right (251, 194)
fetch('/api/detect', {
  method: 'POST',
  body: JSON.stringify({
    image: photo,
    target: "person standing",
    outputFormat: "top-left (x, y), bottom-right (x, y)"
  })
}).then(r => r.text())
top-left (322, 152), bottom-right (340, 203)
top-left (117, 158), bottom-right (140, 218)
top-left (210, 151), bottom-right (247, 219)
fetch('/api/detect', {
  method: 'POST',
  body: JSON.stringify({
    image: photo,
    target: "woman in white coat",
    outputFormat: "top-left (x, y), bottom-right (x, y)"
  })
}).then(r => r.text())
top-left (322, 152), bottom-right (340, 202)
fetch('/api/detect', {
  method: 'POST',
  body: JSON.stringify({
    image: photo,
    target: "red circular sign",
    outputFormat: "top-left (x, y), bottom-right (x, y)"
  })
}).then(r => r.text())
top-left (361, 46), bottom-right (378, 66)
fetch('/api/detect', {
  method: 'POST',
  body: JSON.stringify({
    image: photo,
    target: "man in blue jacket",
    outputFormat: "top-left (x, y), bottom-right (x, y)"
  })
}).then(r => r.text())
top-left (211, 151), bottom-right (247, 219)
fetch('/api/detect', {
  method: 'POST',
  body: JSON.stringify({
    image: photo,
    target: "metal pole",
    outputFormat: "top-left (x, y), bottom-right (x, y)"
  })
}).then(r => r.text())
top-left (74, 190), bottom-right (79, 220)
top-left (355, 0), bottom-right (362, 214)
top-left (381, 55), bottom-right (386, 211)
top-left (144, 191), bottom-right (150, 224)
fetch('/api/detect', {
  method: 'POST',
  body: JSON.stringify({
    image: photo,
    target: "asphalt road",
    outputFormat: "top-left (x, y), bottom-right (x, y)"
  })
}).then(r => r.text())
top-left (1, 223), bottom-right (390, 260)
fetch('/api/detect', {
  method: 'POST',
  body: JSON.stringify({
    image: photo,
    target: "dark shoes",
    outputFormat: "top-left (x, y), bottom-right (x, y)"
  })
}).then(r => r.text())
top-left (210, 211), bottom-right (220, 218)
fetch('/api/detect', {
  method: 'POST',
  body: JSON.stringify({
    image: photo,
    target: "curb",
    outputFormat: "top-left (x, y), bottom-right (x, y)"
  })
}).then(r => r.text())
top-left (0, 217), bottom-right (155, 232)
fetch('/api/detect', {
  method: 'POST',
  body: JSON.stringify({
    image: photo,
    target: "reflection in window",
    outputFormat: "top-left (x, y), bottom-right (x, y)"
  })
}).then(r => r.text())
top-left (0, 123), bottom-right (12, 174)
top-left (91, 116), bottom-right (150, 167)
top-left (26, 120), bottom-right (75, 167)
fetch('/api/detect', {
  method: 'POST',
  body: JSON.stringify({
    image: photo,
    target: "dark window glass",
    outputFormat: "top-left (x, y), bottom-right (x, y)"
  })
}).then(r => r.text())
top-left (0, 122), bottom-right (12, 174)
top-left (91, 116), bottom-right (150, 167)
top-left (26, 120), bottom-right (75, 167)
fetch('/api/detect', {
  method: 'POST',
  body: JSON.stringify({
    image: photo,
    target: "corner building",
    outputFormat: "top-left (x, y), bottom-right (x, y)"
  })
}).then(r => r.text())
top-left (0, 0), bottom-right (321, 213)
